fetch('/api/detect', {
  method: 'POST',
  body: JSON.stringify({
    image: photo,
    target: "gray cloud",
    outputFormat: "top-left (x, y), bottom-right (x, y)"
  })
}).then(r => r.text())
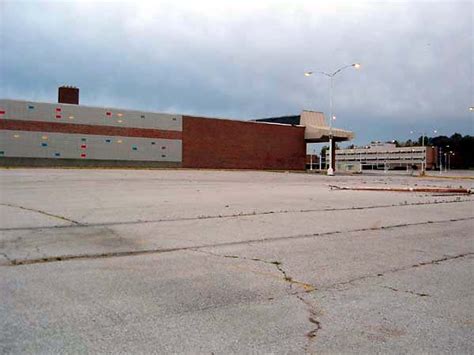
top-left (1, 0), bottom-right (472, 145)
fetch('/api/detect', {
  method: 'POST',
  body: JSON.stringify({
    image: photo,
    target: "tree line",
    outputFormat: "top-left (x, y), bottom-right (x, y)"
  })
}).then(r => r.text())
top-left (394, 133), bottom-right (473, 169)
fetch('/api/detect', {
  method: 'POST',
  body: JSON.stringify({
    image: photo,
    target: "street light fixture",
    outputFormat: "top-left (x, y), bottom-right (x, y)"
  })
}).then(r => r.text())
top-left (304, 63), bottom-right (361, 176)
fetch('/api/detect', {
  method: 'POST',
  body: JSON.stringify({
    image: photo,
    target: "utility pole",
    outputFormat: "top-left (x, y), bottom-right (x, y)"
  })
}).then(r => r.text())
top-left (439, 147), bottom-right (442, 174)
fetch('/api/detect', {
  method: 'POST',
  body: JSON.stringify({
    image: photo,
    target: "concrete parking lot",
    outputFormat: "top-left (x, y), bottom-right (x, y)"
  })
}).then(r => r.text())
top-left (1, 169), bottom-right (473, 353)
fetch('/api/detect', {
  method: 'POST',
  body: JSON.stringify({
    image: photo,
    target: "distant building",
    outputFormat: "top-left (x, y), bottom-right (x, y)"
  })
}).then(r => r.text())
top-left (327, 142), bottom-right (438, 171)
top-left (0, 87), bottom-right (354, 170)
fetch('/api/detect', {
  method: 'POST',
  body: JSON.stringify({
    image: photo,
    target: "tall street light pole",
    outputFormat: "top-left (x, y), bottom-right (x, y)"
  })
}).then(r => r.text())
top-left (439, 146), bottom-right (443, 174)
top-left (305, 63), bottom-right (360, 176)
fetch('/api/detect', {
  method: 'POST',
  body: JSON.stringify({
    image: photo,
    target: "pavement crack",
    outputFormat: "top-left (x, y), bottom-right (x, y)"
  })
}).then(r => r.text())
top-left (191, 249), bottom-right (316, 292)
top-left (4, 218), bottom-right (473, 267)
top-left (191, 249), bottom-right (320, 351)
top-left (414, 254), bottom-right (473, 267)
top-left (0, 203), bottom-right (81, 225)
top-left (0, 251), bottom-right (13, 264)
top-left (1, 198), bottom-right (471, 232)
top-left (325, 252), bottom-right (474, 290)
top-left (296, 294), bottom-right (322, 351)
top-left (380, 285), bottom-right (430, 297)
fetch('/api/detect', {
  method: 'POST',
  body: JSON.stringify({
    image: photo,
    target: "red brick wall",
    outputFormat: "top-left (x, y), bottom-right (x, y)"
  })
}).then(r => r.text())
top-left (182, 116), bottom-right (306, 170)
top-left (426, 146), bottom-right (438, 169)
top-left (0, 119), bottom-right (182, 140)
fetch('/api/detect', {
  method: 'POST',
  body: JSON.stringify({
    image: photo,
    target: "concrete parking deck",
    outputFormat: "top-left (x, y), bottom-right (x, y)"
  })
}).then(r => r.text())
top-left (1, 169), bottom-right (473, 353)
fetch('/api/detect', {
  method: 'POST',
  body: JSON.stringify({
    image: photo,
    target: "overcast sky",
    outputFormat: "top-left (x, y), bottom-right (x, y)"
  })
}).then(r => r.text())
top-left (1, 0), bottom-right (473, 145)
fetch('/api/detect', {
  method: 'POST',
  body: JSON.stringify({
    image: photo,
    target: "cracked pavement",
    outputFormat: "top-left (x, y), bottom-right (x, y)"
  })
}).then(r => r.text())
top-left (1, 169), bottom-right (473, 353)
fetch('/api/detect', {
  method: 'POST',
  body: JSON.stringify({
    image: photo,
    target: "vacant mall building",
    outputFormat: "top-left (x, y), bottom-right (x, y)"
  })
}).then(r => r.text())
top-left (0, 87), bottom-right (354, 170)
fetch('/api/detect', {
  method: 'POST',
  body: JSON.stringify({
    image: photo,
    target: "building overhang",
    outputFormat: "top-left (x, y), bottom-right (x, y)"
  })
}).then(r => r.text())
top-left (304, 127), bottom-right (354, 143)
top-left (300, 111), bottom-right (354, 143)
top-left (253, 110), bottom-right (355, 143)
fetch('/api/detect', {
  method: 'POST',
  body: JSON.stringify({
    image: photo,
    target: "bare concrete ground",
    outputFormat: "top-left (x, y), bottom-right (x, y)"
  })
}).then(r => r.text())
top-left (0, 169), bottom-right (473, 353)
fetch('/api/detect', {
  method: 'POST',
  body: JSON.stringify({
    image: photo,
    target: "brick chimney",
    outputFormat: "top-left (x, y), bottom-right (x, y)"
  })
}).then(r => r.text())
top-left (58, 86), bottom-right (79, 105)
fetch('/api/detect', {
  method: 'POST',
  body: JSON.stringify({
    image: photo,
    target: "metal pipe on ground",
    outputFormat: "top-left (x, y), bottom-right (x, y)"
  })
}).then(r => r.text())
top-left (329, 185), bottom-right (473, 194)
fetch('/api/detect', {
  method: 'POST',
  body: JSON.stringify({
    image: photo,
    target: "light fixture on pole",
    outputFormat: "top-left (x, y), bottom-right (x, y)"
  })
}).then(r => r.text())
top-left (304, 63), bottom-right (361, 176)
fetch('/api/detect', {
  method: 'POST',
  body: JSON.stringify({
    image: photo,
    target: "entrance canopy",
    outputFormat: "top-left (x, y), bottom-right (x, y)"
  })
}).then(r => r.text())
top-left (255, 110), bottom-right (354, 143)
top-left (300, 111), bottom-right (354, 143)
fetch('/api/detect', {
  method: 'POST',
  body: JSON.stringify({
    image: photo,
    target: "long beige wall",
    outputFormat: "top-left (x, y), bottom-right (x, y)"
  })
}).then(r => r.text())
top-left (0, 99), bottom-right (182, 131)
top-left (0, 99), bottom-right (182, 164)
top-left (0, 130), bottom-right (182, 162)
